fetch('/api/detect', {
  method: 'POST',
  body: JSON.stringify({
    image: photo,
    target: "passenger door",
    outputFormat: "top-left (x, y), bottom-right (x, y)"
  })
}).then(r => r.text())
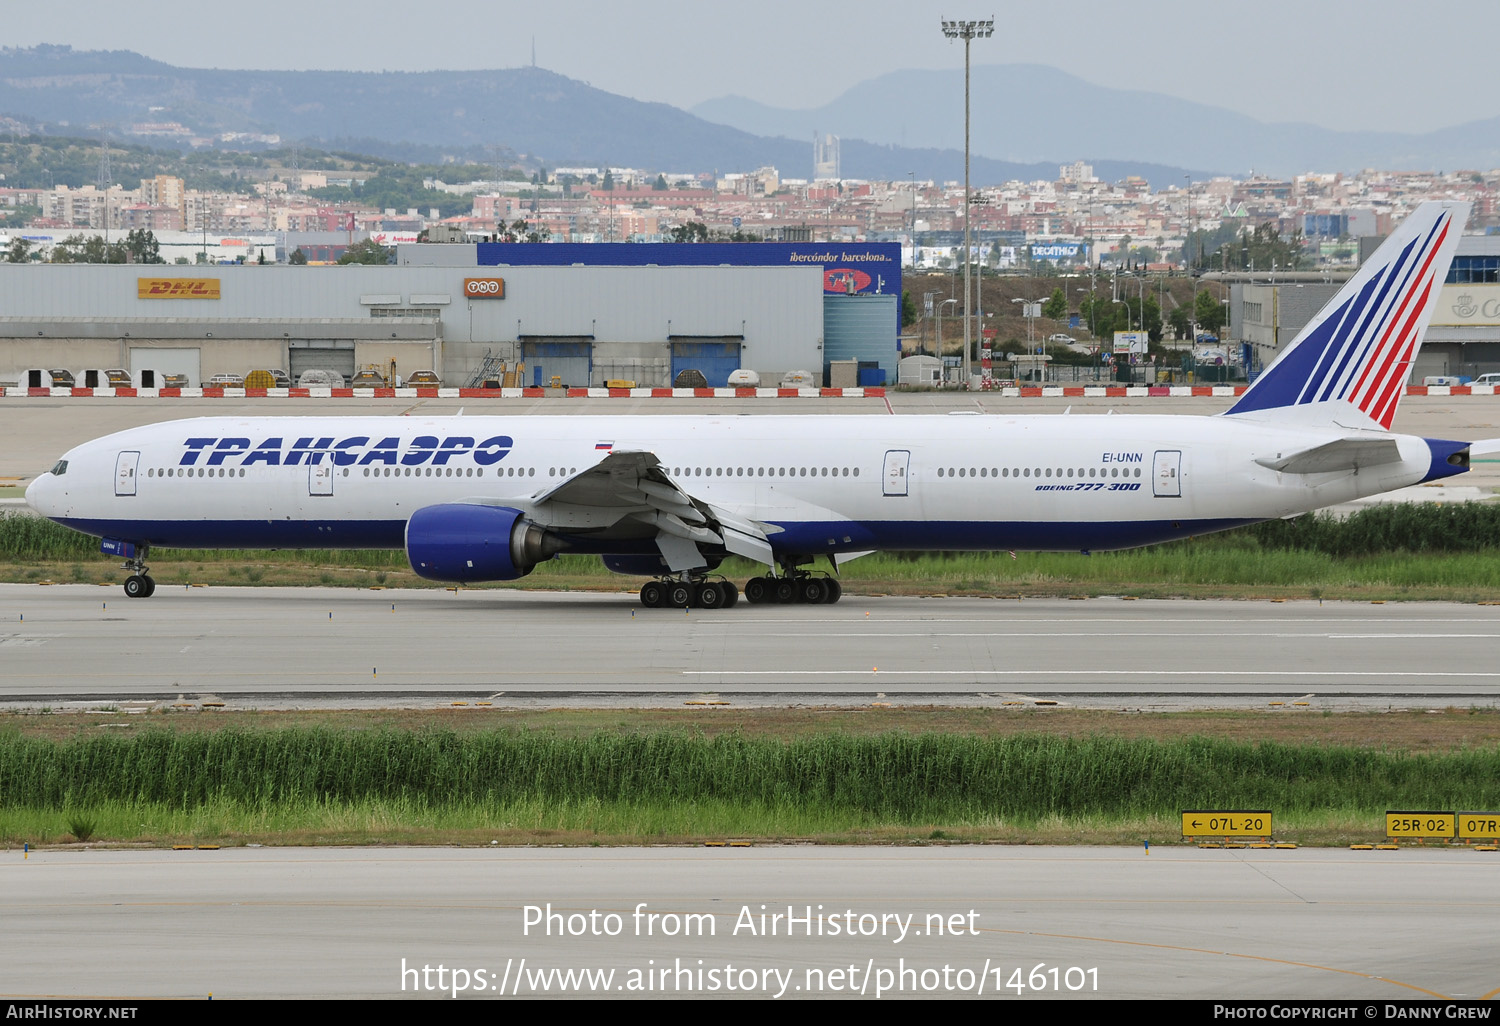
top-left (883, 450), bottom-right (911, 497)
top-left (1153, 450), bottom-right (1182, 498)
top-left (114, 451), bottom-right (139, 497)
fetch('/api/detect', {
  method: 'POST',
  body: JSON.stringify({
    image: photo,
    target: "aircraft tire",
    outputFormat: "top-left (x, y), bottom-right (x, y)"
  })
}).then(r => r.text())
top-left (123, 575), bottom-right (146, 599)
top-left (799, 578), bottom-right (827, 604)
top-left (640, 581), bottom-right (665, 608)
top-left (743, 577), bottom-right (769, 604)
top-left (721, 581), bottom-right (739, 607)
top-left (823, 579), bottom-right (842, 604)
top-left (696, 582), bottom-right (724, 609)
top-left (668, 582), bottom-right (694, 608)
top-left (141, 575), bottom-right (156, 598)
top-left (773, 578), bottom-right (797, 604)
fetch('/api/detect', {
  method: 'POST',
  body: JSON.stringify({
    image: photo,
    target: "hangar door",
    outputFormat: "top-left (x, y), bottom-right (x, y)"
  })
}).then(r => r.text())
top-left (289, 341), bottom-right (356, 384)
top-left (670, 338), bottom-right (741, 388)
top-left (522, 338), bottom-right (593, 388)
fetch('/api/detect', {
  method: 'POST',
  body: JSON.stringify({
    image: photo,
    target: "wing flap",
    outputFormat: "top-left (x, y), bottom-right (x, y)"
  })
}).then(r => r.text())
top-left (527, 449), bottom-right (776, 570)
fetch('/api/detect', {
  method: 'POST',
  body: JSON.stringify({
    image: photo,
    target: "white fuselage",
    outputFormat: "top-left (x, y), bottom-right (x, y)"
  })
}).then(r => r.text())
top-left (25, 413), bottom-right (1442, 559)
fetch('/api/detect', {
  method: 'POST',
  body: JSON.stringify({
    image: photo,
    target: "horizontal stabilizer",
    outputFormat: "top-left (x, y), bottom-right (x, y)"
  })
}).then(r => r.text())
top-left (1466, 438), bottom-right (1500, 457)
top-left (1255, 437), bottom-right (1402, 474)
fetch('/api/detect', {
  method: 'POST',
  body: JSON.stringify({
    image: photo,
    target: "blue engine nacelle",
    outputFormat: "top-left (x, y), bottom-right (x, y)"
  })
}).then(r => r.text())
top-left (405, 503), bottom-right (562, 583)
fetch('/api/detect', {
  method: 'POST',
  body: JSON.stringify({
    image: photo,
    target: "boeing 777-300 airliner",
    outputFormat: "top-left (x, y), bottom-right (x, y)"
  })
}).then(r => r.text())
top-left (26, 201), bottom-right (1492, 608)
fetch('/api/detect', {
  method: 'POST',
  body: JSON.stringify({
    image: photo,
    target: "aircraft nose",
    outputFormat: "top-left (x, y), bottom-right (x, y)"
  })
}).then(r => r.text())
top-left (25, 473), bottom-right (55, 515)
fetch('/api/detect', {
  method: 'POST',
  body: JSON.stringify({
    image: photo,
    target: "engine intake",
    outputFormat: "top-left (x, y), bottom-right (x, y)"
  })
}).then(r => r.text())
top-left (405, 503), bottom-right (564, 582)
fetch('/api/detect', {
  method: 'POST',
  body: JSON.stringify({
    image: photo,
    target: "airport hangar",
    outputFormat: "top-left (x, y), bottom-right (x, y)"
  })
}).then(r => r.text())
top-left (0, 243), bottom-right (900, 389)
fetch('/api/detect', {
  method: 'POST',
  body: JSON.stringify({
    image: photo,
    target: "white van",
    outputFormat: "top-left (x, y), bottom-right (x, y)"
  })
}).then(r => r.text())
top-left (1473, 373), bottom-right (1500, 386)
top-left (1422, 375), bottom-right (1462, 386)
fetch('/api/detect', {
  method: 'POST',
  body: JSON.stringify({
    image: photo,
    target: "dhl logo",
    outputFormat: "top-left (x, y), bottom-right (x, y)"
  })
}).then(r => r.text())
top-left (138, 278), bottom-right (222, 299)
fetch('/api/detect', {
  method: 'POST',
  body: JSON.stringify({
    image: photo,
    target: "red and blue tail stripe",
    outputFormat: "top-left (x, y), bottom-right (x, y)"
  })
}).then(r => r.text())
top-left (1228, 202), bottom-right (1464, 428)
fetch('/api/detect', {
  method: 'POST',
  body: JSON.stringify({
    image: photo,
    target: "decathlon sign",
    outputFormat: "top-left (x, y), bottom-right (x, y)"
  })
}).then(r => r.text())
top-left (1030, 242), bottom-right (1083, 262)
top-left (463, 278), bottom-right (506, 299)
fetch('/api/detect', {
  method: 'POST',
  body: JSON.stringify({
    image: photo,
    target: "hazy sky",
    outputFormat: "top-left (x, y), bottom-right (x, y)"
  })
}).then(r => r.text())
top-left (7, 1), bottom-right (1496, 134)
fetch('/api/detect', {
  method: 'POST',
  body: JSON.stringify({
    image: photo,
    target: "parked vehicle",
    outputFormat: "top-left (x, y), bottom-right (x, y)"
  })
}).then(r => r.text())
top-left (296, 369), bottom-right (345, 387)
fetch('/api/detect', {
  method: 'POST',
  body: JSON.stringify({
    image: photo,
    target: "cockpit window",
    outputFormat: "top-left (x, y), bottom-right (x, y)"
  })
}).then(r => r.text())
top-left (50, 459), bottom-right (68, 476)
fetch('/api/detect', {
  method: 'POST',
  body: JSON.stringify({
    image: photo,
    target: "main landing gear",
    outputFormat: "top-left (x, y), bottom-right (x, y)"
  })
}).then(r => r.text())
top-left (120, 545), bottom-right (156, 598)
top-left (742, 572), bottom-right (841, 605)
top-left (639, 575), bottom-right (740, 609)
top-left (637, 559), bottom-right (844, 610)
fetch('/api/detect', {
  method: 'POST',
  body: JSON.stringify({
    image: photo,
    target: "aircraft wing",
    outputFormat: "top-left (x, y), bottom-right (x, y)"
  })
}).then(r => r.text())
top-left (1254, 437), bottom-right (1403, 475)
top-left (528, 449), bottom-right (774, 571)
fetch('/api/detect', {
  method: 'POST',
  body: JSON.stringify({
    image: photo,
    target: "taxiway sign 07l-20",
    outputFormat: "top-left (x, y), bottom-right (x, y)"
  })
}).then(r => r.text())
top-left (25, 201), bottom-right (1493, 608)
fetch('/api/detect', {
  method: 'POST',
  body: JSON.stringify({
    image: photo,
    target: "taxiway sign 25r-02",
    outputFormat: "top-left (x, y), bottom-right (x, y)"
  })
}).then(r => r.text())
top-left (25, 201), bottom-right (1495, 609)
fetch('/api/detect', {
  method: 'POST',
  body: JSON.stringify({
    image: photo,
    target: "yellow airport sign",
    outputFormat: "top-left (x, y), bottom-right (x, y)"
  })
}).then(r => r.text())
top-left (1180, 811), bottom-right (1273, 837)
top-left (1385, 812), bottom-right (1455, 838)
top-left (1456, 812), bottom-right (1500, 839)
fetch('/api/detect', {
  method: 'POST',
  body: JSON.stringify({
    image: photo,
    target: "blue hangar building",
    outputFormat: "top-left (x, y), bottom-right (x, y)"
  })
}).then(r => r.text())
top-left (398, 240), bottom-right (900, 388)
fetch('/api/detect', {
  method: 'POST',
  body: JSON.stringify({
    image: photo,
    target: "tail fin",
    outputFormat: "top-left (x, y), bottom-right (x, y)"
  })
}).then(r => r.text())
top-left (1227, 200), bottom-right (1469, 429)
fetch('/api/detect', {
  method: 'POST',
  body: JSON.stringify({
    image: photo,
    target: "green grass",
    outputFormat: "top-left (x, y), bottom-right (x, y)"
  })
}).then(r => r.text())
top-left (6, 504), bottom-right (1500, 599)
top-left (2, 728), bottom-right (1496, 847)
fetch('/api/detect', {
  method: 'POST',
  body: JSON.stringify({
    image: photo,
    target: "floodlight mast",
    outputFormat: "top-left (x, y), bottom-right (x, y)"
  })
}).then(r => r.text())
top-left (941, 18), bottom-right (993, 388)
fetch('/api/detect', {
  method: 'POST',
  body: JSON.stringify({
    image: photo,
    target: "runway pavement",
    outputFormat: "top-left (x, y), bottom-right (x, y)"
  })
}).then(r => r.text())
top-left (3, 845), bottom-right (1495, 999)
top-left (3, 586), bottom-right (1499, 709)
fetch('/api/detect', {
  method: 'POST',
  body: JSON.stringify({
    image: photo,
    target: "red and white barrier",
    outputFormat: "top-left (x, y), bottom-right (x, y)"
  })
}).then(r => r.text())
top-left (3, 384), bottom-right (1495, 400)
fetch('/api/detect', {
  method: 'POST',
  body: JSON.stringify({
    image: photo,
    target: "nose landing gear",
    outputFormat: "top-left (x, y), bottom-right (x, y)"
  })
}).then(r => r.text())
top-left (119, 545), bottom-right (156, 598)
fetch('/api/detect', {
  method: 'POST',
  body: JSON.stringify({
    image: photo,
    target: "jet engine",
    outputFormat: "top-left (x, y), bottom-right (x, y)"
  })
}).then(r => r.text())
top-left (405, 503), bottom-right (564, 582)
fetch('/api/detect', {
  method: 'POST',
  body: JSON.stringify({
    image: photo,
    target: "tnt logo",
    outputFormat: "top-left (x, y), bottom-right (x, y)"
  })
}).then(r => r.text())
top-left (463, 278), bottom-right (506, 298)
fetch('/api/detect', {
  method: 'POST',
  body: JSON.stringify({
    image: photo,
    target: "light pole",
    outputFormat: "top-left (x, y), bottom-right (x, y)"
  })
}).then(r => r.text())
top-left (1185, 175), bottom-right (1196, 348)
top-left (942, 17), bottom-right (993, 389)
top-left (1012, 296), bottom-right (1040, 379)
top-left (923, 290), bottom-right (939, 356)
top-left (939, 298), bottom-right (959, 382)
